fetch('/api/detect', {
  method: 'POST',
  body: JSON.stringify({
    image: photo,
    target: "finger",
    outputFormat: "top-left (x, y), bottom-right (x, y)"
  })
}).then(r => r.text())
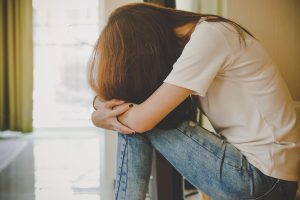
top-left (112, 102), bottom-right (131, 110)
top-left (111, 103), bottom-right (132, 116)
top-left (113, 121), bottom-right (135, 134)
top-left (104, 99), bottom-right (125, 109)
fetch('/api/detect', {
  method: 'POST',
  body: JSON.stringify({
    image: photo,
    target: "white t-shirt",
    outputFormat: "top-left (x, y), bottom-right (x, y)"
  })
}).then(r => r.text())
top-left (164, 21), bottom-right (300, 181)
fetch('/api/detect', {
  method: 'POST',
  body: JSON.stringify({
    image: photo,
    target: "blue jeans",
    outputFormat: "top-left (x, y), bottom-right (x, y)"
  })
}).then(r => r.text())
top-left (115, 121), bottom-right (298, 200)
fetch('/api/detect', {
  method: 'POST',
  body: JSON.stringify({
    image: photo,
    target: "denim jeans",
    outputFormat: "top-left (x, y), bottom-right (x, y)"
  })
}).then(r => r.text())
top-left (115, 121), bottom-right (298, 200)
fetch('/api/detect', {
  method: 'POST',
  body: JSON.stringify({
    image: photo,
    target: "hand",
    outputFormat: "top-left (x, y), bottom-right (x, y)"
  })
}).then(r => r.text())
top-left (91, 98), bottom-right (135, 134)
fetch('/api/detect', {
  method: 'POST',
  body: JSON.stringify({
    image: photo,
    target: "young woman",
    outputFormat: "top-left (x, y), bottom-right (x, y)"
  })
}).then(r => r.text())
top-left (88, 3), bottom-right (299, 200)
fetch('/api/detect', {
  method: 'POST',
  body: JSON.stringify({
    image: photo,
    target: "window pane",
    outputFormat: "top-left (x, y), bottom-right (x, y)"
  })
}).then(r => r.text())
top-left (33, 0), bottom-right (99, 128)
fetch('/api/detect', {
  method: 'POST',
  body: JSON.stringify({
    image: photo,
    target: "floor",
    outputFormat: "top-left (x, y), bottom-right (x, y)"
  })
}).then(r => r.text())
top-left (0, 128), bottom-right (206, 200)
top-left (1, 129), bottom-right (299, 200)
top-left (0, 128), bottom-right (103, 200)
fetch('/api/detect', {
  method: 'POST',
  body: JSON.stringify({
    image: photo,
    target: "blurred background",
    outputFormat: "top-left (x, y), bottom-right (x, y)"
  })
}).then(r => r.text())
top-left (0, 0), bottom-right (299, 200)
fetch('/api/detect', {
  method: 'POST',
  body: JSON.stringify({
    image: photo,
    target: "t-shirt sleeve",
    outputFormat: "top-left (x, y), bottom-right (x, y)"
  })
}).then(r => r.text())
top-left (164, 22), bottom-right (232, 96)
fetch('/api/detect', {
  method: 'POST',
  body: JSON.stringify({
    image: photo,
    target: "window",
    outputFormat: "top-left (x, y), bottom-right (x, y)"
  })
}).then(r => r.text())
top-left (33, 0), bottom-right (99, 128)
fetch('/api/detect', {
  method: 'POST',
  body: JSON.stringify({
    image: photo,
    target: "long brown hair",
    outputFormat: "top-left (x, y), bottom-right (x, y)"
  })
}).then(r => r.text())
top-left (88, 3), bottom-right (252, 129)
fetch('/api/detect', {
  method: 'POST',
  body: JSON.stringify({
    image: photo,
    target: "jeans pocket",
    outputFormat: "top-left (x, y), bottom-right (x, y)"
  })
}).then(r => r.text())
top-left (245, 164), bottom-right (283, 200)
top-left (277, 180), bottom-right (299, 200)
top-left (250, 179), bottom-right (281, 200)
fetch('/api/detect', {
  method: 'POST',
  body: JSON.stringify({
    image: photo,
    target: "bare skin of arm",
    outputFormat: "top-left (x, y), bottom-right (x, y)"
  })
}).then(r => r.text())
top-left (92, 99), bottom-right (135, 134)
top-left (92, 83), bottom-right (192, 134)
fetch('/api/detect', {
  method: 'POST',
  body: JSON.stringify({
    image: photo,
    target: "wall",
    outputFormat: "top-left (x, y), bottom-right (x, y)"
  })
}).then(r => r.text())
top-left (226, 0), bottom-right (300, 101)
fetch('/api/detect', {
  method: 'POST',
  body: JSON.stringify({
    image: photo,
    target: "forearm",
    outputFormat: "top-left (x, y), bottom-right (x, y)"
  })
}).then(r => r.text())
top-left (117, 104), bottom-right (157, 133)
top-left (91, 98), bottom-right (136, 134)
top-left (117, 83), bottom-right (192, 133)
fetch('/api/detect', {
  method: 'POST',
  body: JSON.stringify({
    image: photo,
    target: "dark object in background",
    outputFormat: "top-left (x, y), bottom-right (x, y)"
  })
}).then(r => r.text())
top-left (143, 0), bottom-right (175, 8)
top-left (149, 150), bottom-right (184, 200)
top-left (142, 1), bottom-right (198, 199)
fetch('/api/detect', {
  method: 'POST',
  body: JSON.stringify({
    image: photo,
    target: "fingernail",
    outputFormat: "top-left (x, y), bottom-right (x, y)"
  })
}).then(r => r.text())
top-left (129, 104), bottom-right (133, 108)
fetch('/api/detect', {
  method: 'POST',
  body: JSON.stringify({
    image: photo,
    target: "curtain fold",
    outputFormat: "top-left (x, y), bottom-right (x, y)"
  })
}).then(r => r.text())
top-left (0, 0), bottom-right (33, 133)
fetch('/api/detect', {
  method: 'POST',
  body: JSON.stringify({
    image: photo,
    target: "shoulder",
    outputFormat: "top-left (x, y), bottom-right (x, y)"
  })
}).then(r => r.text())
top-left (187, 21), bottom-right (232, 55)
top-left (194, 21), bottom-right (257, 54)
top-left (193, 21), bottom-right (231, 39)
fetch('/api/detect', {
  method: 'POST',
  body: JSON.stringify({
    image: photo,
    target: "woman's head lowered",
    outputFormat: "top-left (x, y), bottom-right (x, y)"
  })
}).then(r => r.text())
top-left (87, 3), bottom-right (252, 129)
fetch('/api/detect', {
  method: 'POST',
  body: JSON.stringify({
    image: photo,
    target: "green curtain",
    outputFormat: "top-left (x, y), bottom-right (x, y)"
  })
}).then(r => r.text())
top-left (0, 0), bottom-right (33, 133)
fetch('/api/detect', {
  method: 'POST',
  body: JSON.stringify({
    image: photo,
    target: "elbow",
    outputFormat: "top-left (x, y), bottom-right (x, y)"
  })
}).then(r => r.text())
top-left (130, 123), bottom-right (154, 134)
top-left (120, 106), bottom-right (156, 133)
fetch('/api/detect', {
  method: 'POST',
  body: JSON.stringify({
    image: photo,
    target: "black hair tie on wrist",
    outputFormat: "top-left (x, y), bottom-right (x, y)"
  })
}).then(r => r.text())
top-left (93, 95), bottom-right (98, 110)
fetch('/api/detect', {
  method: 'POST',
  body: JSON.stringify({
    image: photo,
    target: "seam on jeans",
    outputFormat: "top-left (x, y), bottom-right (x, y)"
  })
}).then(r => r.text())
top-left (115, 136), bottom-right (128, 200)
top-left (219, 143), bottom-right (227, 182)
top-left (124, 138), bottom-right (129, 199)
top-left (176, 126), bottom-right (242, 171)
top-left (246, 179), bottom-right (280, 200)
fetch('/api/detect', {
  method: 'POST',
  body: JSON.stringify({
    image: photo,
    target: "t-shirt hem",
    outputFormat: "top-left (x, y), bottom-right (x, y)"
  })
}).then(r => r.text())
top-left (163, 79), bottom-right (205, 97)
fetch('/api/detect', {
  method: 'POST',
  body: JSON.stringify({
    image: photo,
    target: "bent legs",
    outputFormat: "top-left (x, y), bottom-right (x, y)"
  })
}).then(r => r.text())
top-left (115, 121), bottom-right (298, 200)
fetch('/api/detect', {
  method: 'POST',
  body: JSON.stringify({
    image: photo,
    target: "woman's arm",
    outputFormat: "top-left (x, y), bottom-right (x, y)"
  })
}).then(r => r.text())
top-left (117, 83), bottom-right (193, 133)
top-left (92, 99), bottom-right (136, 134)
